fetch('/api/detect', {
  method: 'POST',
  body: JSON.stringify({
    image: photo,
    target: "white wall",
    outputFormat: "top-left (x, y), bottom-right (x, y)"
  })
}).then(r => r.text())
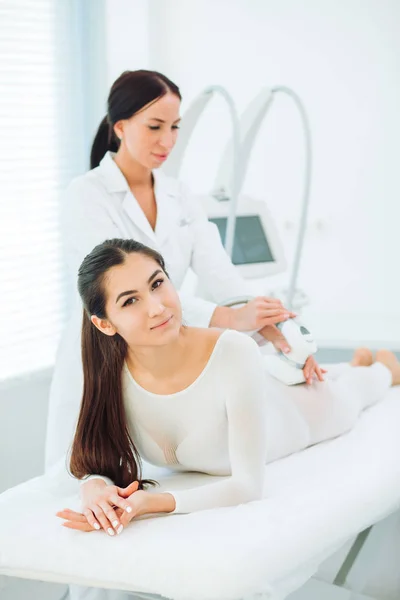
top-left (0, 370), bottom-right (52, 493)
top-left (143, 0), bottom-right (400, 347)
top-left (105, 0), bottom-right (150, 86)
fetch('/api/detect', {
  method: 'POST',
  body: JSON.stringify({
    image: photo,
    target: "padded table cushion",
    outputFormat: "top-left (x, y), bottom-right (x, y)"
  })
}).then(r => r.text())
top-left (1, 389), bottom-right (400, 600)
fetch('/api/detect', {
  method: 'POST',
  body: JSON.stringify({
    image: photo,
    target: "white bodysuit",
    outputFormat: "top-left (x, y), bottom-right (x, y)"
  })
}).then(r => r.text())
top-left (89, 330), bottom-right (392, 514)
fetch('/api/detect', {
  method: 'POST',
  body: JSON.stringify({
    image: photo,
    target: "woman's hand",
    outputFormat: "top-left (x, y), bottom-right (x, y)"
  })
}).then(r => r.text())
top-left (303, 356), bottom-right (327, 385)
top-left (56, 487), bottom-right (152, 533)
top-left (259, 324), bottom-right (291, 353)
top-left (56, 480), bottom-right (140, 536)
top-left (231, 297), bottom-right (296, 332)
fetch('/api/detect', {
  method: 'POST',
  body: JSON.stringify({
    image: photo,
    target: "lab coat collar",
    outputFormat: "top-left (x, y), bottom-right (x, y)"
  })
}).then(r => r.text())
top-left (98, 151), bottom-right (130, 193)
top-left (99, 152), bottom-right (180, 245)
top-left (153, 169), bottom-right (182, 245)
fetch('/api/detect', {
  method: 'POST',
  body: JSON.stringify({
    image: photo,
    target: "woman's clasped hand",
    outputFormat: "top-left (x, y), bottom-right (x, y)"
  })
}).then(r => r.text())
top-left (57, 480), bottom-right (146, 535)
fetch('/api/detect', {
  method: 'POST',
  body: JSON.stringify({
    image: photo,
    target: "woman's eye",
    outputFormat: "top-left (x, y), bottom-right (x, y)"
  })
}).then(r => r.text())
top-left (152, 278), bottom-right (164, 290)
top-left (148, 125), bottom-right (180, 131)
top-left (122, 297), bottom-right (137, 307)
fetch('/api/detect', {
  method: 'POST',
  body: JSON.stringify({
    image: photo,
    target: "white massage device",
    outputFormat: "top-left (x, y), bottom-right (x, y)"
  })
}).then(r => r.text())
top-left (223, 296), bottom-right (317, 385)
top-left (1, 87), bottom-right (400, 600)
top-left (270, 319), bottom-right (318, 384)
top-left (262, 317), bottom-right (317, 384)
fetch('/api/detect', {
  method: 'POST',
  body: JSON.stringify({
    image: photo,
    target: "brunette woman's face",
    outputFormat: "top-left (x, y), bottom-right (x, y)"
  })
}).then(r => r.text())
top-left (92, 253), bottom-right (182, 347)
top-left (113, 92), bottom-right (181, 169)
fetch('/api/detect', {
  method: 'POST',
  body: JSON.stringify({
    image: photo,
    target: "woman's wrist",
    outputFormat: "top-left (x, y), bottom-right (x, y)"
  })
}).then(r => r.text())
top-left (80, 478), bottom-right (107, 503)
top-left (209, 306), bottom-right (235, 329)
top-left (143, 492), bottom-right (176, 515)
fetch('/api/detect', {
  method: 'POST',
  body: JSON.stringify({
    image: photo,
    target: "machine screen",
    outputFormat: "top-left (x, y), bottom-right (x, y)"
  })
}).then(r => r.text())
top-left (209, 215), bottom-right (275, 265)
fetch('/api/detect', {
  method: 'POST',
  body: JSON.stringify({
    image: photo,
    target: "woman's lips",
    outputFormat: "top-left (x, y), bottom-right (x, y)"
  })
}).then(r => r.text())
top-left (153, 153), bottom-right (168, 161)
top-left (151, 316), bottom-right (172, 330)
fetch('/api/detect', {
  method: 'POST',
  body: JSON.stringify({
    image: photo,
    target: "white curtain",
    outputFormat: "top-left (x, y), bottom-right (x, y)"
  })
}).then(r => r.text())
top-left (0, 0), bottom-right (100, 381)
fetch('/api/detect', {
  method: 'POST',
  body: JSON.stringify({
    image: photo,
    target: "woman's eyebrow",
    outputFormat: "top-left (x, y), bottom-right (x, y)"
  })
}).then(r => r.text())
top-left (115, 269), bottom-right (163, 303)
top-left (148, 117), bottom-right (181, 124)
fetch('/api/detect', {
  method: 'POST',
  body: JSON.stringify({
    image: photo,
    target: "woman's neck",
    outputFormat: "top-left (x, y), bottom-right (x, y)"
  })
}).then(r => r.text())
top-left (126, 328), bottom-right (191, 381)
top-left (113, 148), bottom-right (153, 189)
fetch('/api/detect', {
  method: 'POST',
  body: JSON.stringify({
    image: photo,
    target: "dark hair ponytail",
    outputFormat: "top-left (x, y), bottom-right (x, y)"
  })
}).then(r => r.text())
top-left (90, 69), bottom-right (181, 169)
top-left (90, 116), bottom-right (120, 173)
top-left (70, 238), bottom-right (168, 488)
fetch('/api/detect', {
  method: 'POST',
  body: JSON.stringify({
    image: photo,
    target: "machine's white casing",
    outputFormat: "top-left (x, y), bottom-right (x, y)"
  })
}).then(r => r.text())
top-left (199, 192), bottom-right (287, 279)
top-left (264, 318), bottom-right (318, 385)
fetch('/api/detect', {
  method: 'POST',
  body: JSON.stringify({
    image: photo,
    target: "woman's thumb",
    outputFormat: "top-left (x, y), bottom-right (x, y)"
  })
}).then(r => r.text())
top-left (117, 481), bottom-right (139, 497)
top-left (274, 339), bottom-right (291, 354)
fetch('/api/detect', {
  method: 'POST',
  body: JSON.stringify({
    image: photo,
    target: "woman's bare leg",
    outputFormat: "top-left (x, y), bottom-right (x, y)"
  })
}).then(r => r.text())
top-left (351, 347), bottom-right (374, 367)
top-left (376, 350), bottom-right (400, 385)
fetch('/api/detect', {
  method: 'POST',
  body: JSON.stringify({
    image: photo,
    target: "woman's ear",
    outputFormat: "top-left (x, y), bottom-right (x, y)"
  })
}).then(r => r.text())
top-left (91, 315), bottom-right (117, 337)
top-left (113, 120), bottom-right (124, 141)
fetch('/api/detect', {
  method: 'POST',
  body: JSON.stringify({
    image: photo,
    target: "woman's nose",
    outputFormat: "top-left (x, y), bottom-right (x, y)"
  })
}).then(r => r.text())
top-left (158, 131), bottom-right (175, 151)
top-left (147, 296), bottom-right (165, 318)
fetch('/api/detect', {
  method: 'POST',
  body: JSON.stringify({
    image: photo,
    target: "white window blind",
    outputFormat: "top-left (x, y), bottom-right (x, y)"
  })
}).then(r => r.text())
top-left (0, 0), bottom-right (90, 381)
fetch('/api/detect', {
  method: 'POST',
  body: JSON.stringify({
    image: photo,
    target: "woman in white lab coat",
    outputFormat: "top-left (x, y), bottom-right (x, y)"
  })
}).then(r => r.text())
top-left (46, 70), bottom-right (322, 472)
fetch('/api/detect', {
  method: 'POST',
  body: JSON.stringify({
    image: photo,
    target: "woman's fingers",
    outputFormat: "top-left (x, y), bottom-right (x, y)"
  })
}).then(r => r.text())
top-left (57, 507), bottom-right (121, 534)
top-left (258, 298), bottom-right (295, 315)
top-left (83, 508), bottom-right (101, 530)
top-left (303, 357), bottom-right (313, 384)
top-left (57, 495), bottom-right (132, 536)
top-left (109, 493), bottom-right (133, 514)
top-left (260, 324), bottom-right (291, 353)
top-left (98, 502), bottom-right (123, 535)
top-left (57, 496), bottom-right (133, 536)
top-left (118, 504), bottom-right (136, 528)
top-left (56, 509), bottom-right (87, 523)
top-left (258, 308), bottom-right (290, 318)
top-left (91, 504), bottom-right (115, 536)
top-left (259, 316), bottom-right (290, 328)
top-left (256, 297), bottom-right (283, 307)
top-left (56, 509), bottom-right (97, 532)
top-left (257, 312), bottom-right (291, 328)
top-left (315, 363), bottom-right (325, 382)
top-left (57, 508), bottom-right (99, 530)
top-left (303, 357), bottom-right (325, 384)
top-left (117, 481), bottom-right (139, 497)
top-left (62, 520), bottom-right (93, 532)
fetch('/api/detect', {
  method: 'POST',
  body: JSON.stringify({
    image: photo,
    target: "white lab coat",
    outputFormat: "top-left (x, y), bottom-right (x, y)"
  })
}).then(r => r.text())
top-left (45, 152), bottom-right (254, 470)
top-left (62, 152), bottom-right (253, 323)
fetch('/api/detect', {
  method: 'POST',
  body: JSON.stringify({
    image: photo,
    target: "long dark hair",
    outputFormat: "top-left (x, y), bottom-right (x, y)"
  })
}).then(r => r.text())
top-left (90, 69), bottom-right (181, 169)
top-left (69, 238), bottom-right (168, 488)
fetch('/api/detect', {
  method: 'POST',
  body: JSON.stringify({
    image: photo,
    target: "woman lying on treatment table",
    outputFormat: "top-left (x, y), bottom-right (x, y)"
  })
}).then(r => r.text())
top-left (57, 238), bottom-right (400, 537)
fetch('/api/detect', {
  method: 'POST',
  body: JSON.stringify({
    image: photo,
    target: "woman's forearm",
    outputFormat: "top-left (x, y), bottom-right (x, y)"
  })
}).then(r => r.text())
top-left (209, 306), bottom-right (234, 329)
top-left (144, 492), bottom-right (176, 515)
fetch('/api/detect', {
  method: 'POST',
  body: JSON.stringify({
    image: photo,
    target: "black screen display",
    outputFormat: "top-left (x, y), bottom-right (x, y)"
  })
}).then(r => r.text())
top-left (209, 215), bottom-right (275, 265)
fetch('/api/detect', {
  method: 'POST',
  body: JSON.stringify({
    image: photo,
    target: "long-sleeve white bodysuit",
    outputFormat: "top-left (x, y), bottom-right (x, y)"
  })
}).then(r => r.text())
top-left (87, 330), bottom-right (392, 514)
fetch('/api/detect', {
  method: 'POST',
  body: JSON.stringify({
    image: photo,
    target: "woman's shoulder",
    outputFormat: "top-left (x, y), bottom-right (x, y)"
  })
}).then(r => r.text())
top-left (65, 168), bottom-right (105, 199)
top-left (205, 330), bottom-right (264, 393)
top-left (192, 328), bottom-right (261, 364)
top-left (62, 167), bottom-right (115, 222)
top-left (217, 329), bottom-right (261, 356)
